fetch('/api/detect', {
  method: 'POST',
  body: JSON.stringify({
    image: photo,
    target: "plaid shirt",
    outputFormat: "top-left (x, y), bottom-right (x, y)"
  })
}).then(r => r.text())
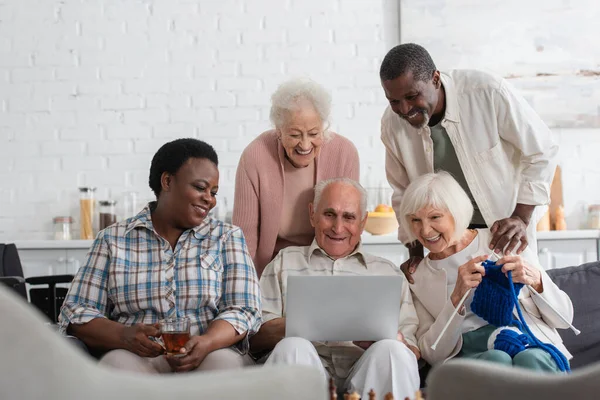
top-left (58, 204), bottom-right (262, 352)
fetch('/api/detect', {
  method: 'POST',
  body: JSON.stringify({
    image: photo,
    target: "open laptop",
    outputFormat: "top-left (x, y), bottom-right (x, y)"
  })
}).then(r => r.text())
top-left (285, 275), bottom-right (403, 342)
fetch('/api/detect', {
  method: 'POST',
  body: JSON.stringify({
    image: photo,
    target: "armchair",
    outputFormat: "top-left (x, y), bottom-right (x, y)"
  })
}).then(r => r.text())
top-left (0, 285), bottom-right (328, 400)
top-left (427, 358), bottom-right (600, 400)
top-left (0, 243), bottom-right (74, 322)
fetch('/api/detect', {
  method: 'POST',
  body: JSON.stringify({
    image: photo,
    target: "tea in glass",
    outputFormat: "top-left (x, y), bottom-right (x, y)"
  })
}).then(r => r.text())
top-left (160, 317), bottom-right (191, 356)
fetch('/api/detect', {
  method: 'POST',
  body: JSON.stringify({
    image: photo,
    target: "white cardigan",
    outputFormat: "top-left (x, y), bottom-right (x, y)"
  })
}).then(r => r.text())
top-left (410, 229), bottom-right (574, 366)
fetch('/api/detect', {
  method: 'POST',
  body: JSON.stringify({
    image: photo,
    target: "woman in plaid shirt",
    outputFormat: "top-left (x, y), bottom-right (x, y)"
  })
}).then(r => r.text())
top-left (58, 138), bottom-right (262, 374)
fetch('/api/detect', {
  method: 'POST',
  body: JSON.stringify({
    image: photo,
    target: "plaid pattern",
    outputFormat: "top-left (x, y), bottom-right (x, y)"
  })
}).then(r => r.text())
top-left (58, 204), bottom-right (262, 352)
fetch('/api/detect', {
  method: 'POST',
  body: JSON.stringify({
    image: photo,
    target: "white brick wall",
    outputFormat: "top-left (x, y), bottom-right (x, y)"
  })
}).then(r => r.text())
top-left (0, 0), bottom-right (599, 240)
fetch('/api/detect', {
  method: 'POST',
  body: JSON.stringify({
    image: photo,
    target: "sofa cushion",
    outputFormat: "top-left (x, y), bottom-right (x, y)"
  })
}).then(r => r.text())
top-left (547, 261), bottom-right (600, 369)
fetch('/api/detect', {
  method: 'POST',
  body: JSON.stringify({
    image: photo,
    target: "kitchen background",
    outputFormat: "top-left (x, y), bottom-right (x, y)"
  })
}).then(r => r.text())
top-left (1, 0), bottom-right (599, 240)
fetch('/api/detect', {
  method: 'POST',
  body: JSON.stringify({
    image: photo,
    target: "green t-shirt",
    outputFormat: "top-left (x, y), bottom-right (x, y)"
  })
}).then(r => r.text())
top-left (429, 123), bottom-right (486, 226)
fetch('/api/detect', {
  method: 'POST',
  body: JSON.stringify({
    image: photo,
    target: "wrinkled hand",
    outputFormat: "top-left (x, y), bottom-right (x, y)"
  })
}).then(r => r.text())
top-left (121, 323), bottom-right (164, 358)
top-left (498, 255), bottom-right (543, 292)
top-left (450, 255), bottom-right (488, 307)
top-left (166, 335), bottom-right (213, 373)
top-left (400, 256), bottom-right (423, 284)
top-left (490, 217), bottom-right (528, 255)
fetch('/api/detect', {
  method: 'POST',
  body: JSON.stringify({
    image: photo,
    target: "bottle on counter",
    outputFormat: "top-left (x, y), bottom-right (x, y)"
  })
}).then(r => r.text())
top-left (53, 216), bottom-right (73, 240)
top-left (99, 200), bottom-right (118, 231)
top-left (588, 205), bottom-right (600, 229)
top-left (79, 187), bottom-right (96, 240)
top-left (554, 205), bottom-right (567, 231)
top-left (120, 191), bottom-right (139, 221)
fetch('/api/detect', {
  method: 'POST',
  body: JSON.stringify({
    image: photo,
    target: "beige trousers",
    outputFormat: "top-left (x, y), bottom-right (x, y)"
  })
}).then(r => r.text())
top-left (99, 348), bottom-right (254, 374)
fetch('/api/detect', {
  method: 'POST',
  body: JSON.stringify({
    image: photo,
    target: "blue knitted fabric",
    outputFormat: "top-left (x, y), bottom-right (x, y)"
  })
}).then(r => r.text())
top-left (471, 261), bottom-right (524, 326)
top-left (470, 260), bottom-right (571, 372)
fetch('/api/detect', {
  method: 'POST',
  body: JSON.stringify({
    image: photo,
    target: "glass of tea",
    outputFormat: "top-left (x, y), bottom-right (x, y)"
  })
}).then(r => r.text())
top-left (159, 317), bottom-right (191, 357)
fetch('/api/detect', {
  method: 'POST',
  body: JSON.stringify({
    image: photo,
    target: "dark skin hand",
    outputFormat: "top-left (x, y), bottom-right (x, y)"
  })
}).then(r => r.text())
top-left (400, 241), bottom-right (424, 284)
top-left (121, 323), bottom-right (165, 357)
top-left (68, 319), bottom-right (164, 357)
top-left (490, 203), bottom-right (535, 255)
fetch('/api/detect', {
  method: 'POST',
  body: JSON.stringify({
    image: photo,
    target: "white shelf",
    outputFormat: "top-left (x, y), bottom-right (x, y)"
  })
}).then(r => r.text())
top-left (536, 230), bottom-right (600, 240)
top-left (13, 240), bottom-right (94, 250)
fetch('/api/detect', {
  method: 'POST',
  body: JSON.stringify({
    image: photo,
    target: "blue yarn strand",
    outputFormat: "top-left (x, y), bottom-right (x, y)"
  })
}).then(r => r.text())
top-left (506, 270), bottom-right (571, 372)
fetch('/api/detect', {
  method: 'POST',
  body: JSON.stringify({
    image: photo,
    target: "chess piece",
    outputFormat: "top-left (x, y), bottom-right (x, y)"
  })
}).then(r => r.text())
top-left (344, 392), bottom-right (360, 400)
top-left (329, 377), bottom-right (337, 400)
top-left (415, 389), bottom-right (424, 400)
top-left (368, 389), bottom-right (376, 400)
top-left (384, 393), bottom-right (394, 400)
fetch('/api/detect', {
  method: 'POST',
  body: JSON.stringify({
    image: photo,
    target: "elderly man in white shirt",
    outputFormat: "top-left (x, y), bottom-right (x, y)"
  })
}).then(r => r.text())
top-left (250, 177), bottom-right (420, 400)
top-left (379, 43), bottom-right (558, 283)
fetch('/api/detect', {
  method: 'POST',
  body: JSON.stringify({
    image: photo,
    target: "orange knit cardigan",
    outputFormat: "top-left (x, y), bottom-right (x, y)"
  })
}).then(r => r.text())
top-left (232, 130), bottom-right (360, 276)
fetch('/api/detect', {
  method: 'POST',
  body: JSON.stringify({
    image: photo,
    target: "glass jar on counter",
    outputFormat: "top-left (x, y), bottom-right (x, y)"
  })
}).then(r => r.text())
top-left (588, 205), bottom-right (600, 229)
top-left (79, 187), bottom-right (96, 240)
top-left (99, 200), bottom-right (118, 230)
top-left (53, 216), bottom-right (73, 240)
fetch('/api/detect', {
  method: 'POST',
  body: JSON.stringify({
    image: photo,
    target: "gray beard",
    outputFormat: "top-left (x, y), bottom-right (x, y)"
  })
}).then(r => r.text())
top-left (416, 111), bottom-right (430, 129)
top-left (403, 110), bottom-right (431, 129)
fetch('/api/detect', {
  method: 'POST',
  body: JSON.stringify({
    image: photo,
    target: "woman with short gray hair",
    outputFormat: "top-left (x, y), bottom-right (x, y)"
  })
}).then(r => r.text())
top-left (233, 77), bottom-right (359, 276)
top-left (402, 172), bottom-right (573, 372)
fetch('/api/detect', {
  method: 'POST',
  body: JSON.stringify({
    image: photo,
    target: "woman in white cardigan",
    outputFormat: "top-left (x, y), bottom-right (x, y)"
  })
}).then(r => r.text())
top-left (400, 171), bottom-right (574, 372)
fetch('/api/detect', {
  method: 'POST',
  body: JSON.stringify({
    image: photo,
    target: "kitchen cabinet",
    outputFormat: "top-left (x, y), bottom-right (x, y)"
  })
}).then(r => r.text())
top-left (537, 240), bottom-right (598, 270)
top-left (13, 241), bottom-right (92, 279)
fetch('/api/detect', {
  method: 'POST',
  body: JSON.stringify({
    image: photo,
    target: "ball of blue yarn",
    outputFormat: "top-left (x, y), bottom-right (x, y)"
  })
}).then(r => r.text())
top-left (494, 328), bottom-right (529, 357)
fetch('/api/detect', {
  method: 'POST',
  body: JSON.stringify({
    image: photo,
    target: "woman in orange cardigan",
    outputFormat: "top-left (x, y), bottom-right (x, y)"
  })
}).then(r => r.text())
top-left (233, 78), bottom-right (360, 276)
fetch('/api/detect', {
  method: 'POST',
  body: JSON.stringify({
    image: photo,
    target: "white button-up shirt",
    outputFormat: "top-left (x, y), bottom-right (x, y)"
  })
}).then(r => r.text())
top-left (381, 69), bottom-right (558, 245)
top-left (260, 240), bottom-right (418, 379)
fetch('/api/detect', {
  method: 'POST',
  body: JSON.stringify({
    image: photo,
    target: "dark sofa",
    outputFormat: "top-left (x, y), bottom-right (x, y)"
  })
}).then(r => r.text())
top-left (547, 261), bottom-right (600, 369)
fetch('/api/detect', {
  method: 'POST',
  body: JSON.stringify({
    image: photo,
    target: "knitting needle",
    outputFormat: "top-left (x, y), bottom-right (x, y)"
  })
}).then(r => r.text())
top-left (431, 253), bottom-right (486, 350)
top-left (431, 288), bottom-right (471, 350)
top-left (525, 285), bottom-right (581, 335)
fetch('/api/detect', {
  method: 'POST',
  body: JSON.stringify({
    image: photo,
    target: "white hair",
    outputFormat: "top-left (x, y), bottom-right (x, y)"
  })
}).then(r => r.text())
top-left (313, 178), bottom-right (367, 218)
top-left (398, 171), bottom-right (474, 243)
top-left (269, 77), bottom-right (332, 141)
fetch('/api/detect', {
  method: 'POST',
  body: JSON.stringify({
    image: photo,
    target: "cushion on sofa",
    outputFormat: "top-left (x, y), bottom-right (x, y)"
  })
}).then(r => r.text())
top-left (547, 261), bottom-right (600, 369)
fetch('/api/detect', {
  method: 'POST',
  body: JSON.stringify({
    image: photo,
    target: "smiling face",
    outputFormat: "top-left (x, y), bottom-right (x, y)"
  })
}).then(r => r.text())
top-left (408, 205), bottom-right (457, 254)
top-left (381, 69), bottom-right (443, 129)
top-left (309, 182), bottom-right (367, 259)
top-left (160, 157), bottom-right (219, 230)
top-left (278, 103), bottom-right (324, 168)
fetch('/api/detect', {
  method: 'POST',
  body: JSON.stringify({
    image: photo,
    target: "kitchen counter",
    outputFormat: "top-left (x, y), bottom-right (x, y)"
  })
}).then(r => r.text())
top-left (13, 240), bottom-right (94, 250)
top-left (12, 229), bottom-right (600, 249)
